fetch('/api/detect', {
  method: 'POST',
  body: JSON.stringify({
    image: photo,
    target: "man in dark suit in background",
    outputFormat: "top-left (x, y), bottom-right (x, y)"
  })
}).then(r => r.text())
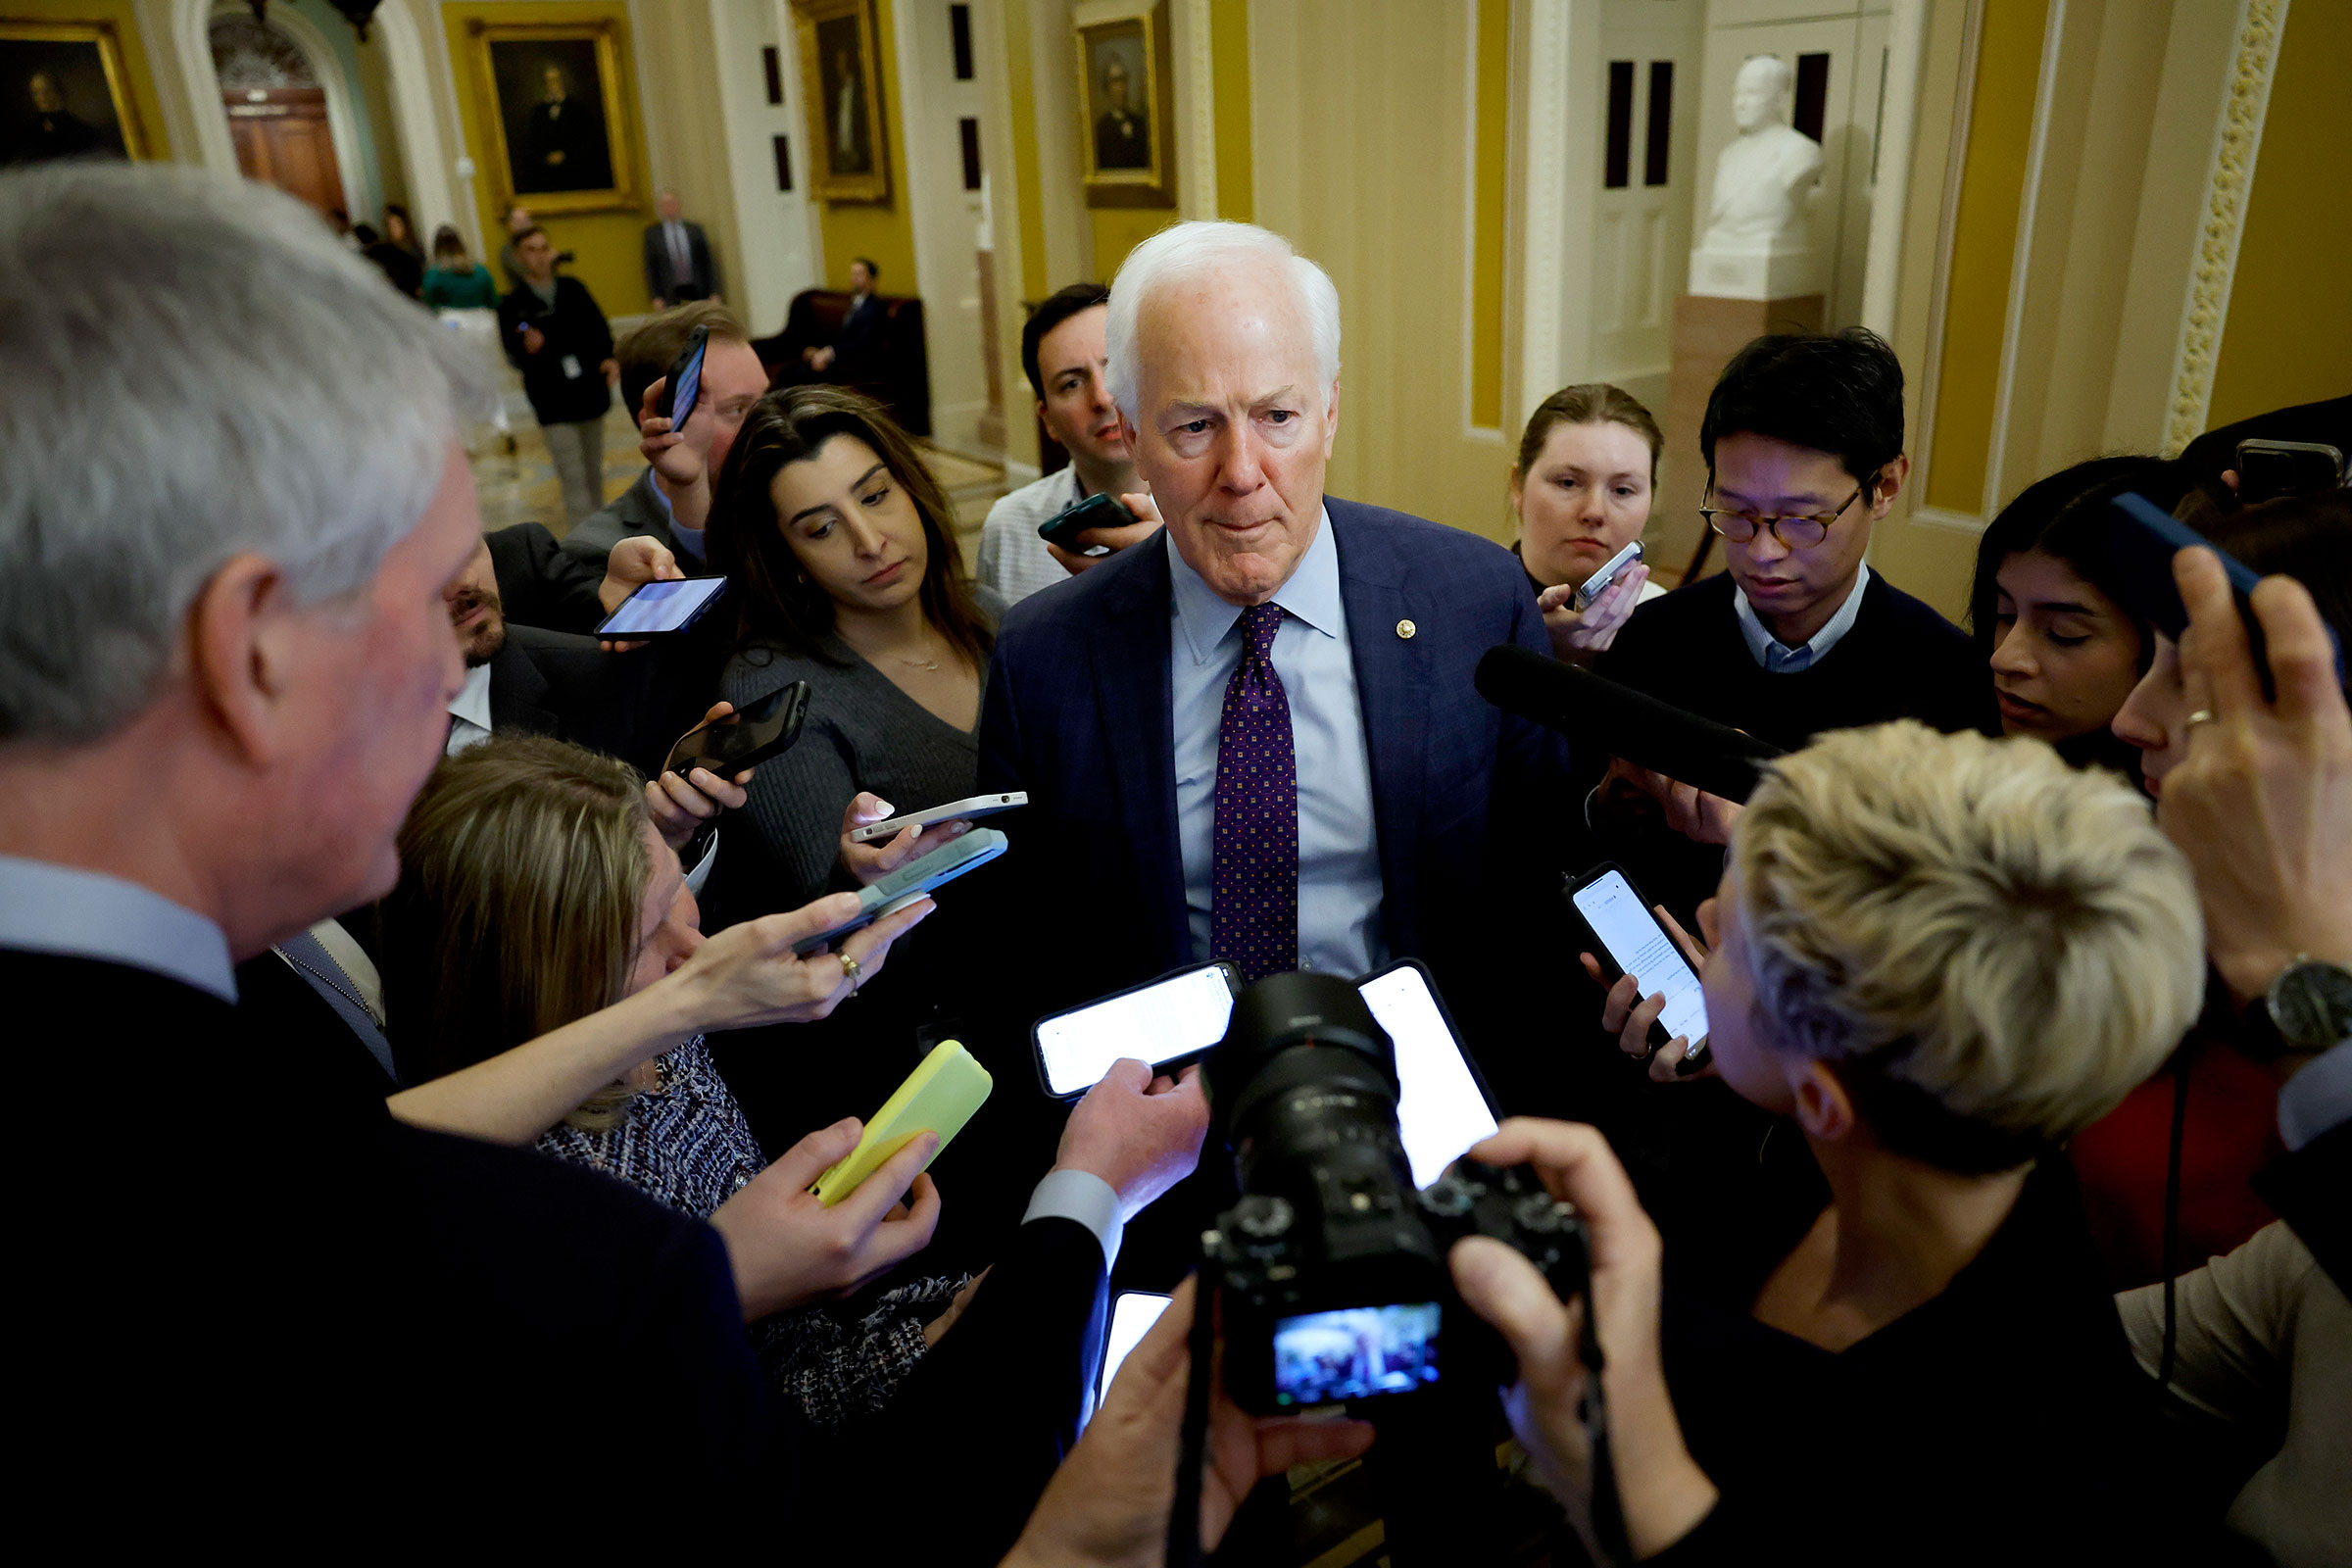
top-left (978, 220), bottom-right (1570, 1154)
top-left (643, 187), bottom-right (721, 308)
top-left (796, 256), bottom-right (886, 381)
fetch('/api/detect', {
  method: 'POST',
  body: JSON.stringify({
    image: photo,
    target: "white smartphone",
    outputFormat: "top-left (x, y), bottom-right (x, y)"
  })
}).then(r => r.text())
top-left (1356, 959), bottom-right (1502, 1189)
top-left (1085, 1289), bottom-right (1175, 1430)
top-left (1571, 539), bottom-right (1644, 611)
top-left (1567, 863), bottom-right (1710, 1064)
top-left (1033, 961), bottom-right (1242, 1098)
top-left (848, 791), bottom-right (1029, 844)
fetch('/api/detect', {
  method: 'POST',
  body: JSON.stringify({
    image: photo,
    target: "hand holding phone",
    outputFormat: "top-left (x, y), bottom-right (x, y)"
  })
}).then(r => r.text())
top-left (659, 323), bottom-right (710, 427)
top-left (663, 681), bottom-right (810, 779)
top-left (849, 791), bottom-right (1027, 844)
top-left (1039, 491), bottom-right (1134, 554)
top-left (812, 1041), bottom-right (994, 1206)
top-left (2233, 439), bottom-right (2342, 504)
top-left (1573, 539), bottom-right (1645, 611)
top-left (1569, 864), bottom-right (1713, 1083)
top-left (709, 1116), bottom-right (944, 1318)
top-left (596, 575), bottom-right (727, 639)
top-left (793, 827), bottom-right (1009, 955)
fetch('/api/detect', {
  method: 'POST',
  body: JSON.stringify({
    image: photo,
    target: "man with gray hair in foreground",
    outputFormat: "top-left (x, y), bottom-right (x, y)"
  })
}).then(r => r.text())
top-left (0, 164), bottom-right (916, 1526)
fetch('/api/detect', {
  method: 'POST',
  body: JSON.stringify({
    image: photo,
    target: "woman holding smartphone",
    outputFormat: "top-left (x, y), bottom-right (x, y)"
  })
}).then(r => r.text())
top-left (651, 383), bottom-right (1001, 915)
top-left (1510, 383), bottom-right (1667, 664)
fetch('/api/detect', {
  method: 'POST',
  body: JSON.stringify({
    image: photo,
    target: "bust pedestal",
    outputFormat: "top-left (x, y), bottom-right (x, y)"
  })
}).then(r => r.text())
top-left (1654, 291), bottom-right (1826, 581)
top-left (1686, 245), bottom-right (1826, 302)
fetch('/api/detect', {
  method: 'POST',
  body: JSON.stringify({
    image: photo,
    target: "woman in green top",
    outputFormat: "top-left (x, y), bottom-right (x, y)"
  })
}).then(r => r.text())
top-left (421, 225), bottom-right (500, 311)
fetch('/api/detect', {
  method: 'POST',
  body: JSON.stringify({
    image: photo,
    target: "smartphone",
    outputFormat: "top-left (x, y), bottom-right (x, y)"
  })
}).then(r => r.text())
top-left (792, 827), bottom-right (1009, 955)
top-left (1571, 539), bottom-right (1644, 611)
top-left (1086, 1290), bottom-right (1175, 1429)
top-left (848, 791), bottom-right (1029, 844)
top-left (663, 681), bottom-right (810, 779)
top-left (810, 1040), bottom-right (994, 1206)
top-left (1032, 961), bottom-right (1243, 1099)
top-left (1354, 959), bottom-right (1502, 1188)
top-left (1038, 491), bottom-right (1133, 554)
top-left (2234, 439), bottom-right (2342, 504)
top-left (658, 322), bottom-right (710, 426)
top-left (1566, 863), bottom-right (1710, 1070)
top-left (594, 575), bottom-right (728, 639)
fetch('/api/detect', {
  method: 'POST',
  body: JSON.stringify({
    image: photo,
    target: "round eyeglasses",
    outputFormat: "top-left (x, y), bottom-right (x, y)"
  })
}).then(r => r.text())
top-left (1698, 470), bottom-right (1880, 550)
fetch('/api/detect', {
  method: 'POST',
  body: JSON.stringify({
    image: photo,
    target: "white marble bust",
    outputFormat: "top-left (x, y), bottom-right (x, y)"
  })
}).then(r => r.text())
top-left (1702, 56), bottom-right (1823, 252)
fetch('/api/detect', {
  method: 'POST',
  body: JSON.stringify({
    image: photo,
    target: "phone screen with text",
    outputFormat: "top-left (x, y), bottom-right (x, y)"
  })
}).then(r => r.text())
top-left (1572, 871), bottom-right (1709, 1047)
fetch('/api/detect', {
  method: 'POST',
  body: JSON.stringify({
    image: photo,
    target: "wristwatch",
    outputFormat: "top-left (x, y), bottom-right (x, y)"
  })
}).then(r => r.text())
top-left (2258, 956), bottom-right (2352, 1054)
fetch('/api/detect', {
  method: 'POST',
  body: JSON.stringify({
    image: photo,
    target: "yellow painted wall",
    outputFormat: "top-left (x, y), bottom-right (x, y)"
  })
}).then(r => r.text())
top-left (1467, 0), bottom-right (1507, 431)
top-left (999, 0), bottom-right (1050, 301)
top-left (1209, 0), bottom-right (1250, 221)
top-left (809, 0), bottom-right (918, 293)
top-left (1921, 0), bottom-right (2048, 515)
top-left (1089, 207), bottom-right (1172, 277)
top-left (441, 1), bottom-right (654, 315)
top-left (11, 0), bottom-right (174, 161)
top-left (2207, 0), bottom-right (2352, 428)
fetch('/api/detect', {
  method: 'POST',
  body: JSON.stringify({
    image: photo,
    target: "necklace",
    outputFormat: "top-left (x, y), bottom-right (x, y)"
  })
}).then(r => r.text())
top-left (892, 652), bottom-right (943, 672)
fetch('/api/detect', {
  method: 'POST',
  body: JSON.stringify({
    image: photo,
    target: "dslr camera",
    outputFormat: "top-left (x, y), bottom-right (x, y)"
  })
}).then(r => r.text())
top-left (1200, 971), bottom-right (1589, 1413)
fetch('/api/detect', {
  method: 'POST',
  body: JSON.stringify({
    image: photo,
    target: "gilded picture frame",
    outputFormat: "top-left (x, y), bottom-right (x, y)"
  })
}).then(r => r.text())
top-left (466, 18), bottom-right (636, 217)
top-left (792, 0), bottom-right (889, 204)
top-left (0, 19), bottom-right (148, 165)
top-left (1074, 0), bottom-right (1173, 209)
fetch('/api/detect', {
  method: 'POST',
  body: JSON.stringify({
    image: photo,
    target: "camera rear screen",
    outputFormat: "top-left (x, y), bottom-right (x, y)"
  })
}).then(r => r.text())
top-left (1272, 1302), bottom-right (1442, 1406)
top-left (1572, 870), bottom-right (1709, 1046)
top-left (597, 576), bottom-right (725, 636)
top-left (1357, 964), bottom-right (1499, 1188)
top-left (1036, 962), bottom-right (1237, 1097)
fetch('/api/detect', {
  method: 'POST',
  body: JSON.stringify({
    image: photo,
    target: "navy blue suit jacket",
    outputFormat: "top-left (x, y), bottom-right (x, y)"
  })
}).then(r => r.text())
top-left (977, 497), bottom-right (1569, 1021)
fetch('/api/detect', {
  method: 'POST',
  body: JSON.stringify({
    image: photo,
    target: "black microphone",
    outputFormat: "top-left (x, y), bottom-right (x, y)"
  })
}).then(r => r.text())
top-left (1475, 643), bottom-right (1785, 802)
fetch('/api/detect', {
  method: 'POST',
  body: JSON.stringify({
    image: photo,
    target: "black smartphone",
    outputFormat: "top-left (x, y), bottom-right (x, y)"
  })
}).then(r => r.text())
top-left (663, 681), bottom-right (811, 779)
top-left (1565, 863), bottom-right (1711, 1074)
top-left (658, 323), bottom-right (710, 426)
top-left (2234, 439), bottom-right (2342, 504)
top-left (1038, 491), bottom-right (1133, 554)
top-left (594, 576), bottom-right (728, 639)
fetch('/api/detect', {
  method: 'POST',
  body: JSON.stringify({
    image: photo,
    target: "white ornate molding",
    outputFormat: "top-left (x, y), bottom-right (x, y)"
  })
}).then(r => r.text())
top-left (1515, 0), bottom-right (1570, 420)
top-left (1179, 0), bottom-right (1217, 220)
top-left (2163, 0), bottom-right (2287, 455)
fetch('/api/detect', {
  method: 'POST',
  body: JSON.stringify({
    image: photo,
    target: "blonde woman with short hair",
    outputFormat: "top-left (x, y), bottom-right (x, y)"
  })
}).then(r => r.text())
top-left (1535, 721), bottom-right (2207, 1559)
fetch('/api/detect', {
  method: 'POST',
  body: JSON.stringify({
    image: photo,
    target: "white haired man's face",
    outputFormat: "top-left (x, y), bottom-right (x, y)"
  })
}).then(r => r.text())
top-left (1124, 259), bottom-right (1337, 607)
top-left (1733, 58), bottom-right (1788, 133)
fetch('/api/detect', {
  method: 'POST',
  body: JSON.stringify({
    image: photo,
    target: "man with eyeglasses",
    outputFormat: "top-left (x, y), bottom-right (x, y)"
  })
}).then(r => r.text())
top-left (1583, 329), bottom-right (1991, 905)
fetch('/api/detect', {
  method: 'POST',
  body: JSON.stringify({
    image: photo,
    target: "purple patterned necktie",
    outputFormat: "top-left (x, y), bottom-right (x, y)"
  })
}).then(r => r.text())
top-left (1210, 601), bottom-right (1298, 982)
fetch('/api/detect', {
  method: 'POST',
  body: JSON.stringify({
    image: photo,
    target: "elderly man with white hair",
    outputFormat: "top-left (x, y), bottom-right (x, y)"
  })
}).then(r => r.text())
top-left (976, 220), bottom-right (1570, 1118)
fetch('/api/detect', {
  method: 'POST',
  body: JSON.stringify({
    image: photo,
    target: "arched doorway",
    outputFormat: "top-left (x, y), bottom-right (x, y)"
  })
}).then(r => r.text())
top-left (209, 11), bottom-right (353, 220)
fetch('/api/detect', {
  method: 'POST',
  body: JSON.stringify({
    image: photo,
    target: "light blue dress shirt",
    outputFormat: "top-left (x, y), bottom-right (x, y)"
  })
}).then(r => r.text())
top-left (647, 469), bottom-right (707, 563)
top-left (1167, 513), bottom-right (1386, 977)
top-left (0, 855), bottom-right (237, 1002)
top-left (1733, 562), bottom-right (1871, 672)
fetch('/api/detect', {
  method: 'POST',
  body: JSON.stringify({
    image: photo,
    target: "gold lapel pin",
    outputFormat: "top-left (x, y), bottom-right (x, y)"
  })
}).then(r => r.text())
top-left (1396, 618), bottom-right (1417, 640)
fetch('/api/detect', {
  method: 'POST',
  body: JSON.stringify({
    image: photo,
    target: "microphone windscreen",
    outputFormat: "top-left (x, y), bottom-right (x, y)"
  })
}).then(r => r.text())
top-left (1474, 644), bottom-right (1785, 802)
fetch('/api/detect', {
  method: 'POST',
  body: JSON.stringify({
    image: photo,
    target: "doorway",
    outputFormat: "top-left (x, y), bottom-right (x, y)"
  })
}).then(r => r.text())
top-left (208, 9), bottom-right (354, 220)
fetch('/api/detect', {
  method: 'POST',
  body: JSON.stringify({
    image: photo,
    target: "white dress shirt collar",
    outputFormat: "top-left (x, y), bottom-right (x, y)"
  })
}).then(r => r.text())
top-left (1733, 561), bottom-right (1870, 672)
top-left (0, 855), bottom-right (237, 1002)
top-left (447, 661), bottom-right (495, 755)
top-left (1168, 505), bottom-right (1342, 665)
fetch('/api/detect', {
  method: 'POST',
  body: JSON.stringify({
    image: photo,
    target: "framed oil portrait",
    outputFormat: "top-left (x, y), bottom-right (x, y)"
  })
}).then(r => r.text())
top-left (1074, 0), bottom-right (1172, 209)
top-left (466, 19), bottom-right (636, 216)
top-left (0, 20), bottom-right (147, 167)
top-left (792, 0), bottom-right (887, 203)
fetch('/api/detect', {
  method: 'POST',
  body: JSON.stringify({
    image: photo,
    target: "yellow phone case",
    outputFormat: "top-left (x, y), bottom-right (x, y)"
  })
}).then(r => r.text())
top-left (811, 1040), bottom-right (995, 1206)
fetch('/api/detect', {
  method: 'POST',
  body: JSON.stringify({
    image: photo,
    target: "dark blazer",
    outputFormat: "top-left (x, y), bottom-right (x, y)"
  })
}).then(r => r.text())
top-left (489, 620), bottom-right (723, 780)
top-left (559, 466), bottom-right (697, 575)
top-left (486, 520), bottom-right (611, 635)
top-left (975, 500), bottom-right (1571, 1099)
top-left (643, 218), bottom-right (720, 302)
top-left (498, 276), bottom-right (615, 427)
top-left (8, 948), bottom-right (777, 1531)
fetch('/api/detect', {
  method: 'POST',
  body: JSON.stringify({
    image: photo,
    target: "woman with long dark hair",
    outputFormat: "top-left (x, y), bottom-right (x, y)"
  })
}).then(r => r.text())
top-left (655, 382), bottom-right (1002, 911)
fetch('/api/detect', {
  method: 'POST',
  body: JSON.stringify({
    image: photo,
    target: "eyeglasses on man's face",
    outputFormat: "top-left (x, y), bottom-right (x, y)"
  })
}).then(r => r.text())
top-left (1698, 469), bottom-right (1881, 549)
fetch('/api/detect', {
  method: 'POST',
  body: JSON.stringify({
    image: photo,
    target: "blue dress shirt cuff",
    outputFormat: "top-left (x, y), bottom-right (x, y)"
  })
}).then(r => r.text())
top-left (1024, 1167), bottom-right (1124, 1267)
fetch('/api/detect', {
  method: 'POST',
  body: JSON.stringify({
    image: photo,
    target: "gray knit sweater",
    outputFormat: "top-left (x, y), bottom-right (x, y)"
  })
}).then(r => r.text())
top-left (721, 625), bottom-right (995, 910)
